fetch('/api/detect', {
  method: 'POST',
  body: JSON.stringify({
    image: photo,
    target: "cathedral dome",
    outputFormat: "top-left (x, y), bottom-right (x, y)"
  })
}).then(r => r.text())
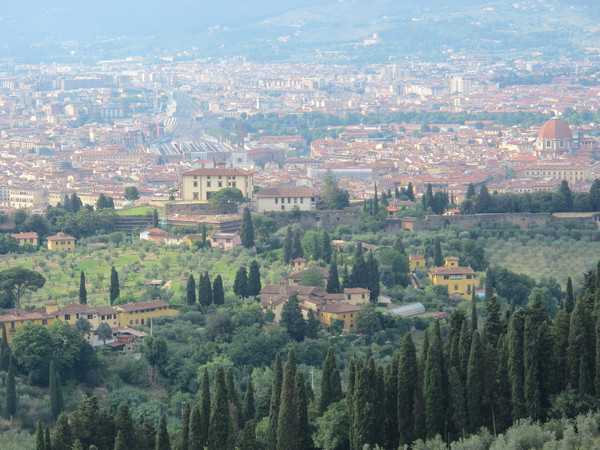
top-left (538, 117), bottom-right (573, 140)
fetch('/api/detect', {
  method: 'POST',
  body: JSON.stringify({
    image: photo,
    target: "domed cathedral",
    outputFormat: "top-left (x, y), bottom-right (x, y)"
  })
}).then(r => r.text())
top-left (534, 117), bottom-right (575, 159)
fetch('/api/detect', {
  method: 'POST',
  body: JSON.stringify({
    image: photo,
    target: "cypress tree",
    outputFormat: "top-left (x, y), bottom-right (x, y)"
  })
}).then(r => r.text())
top-left (71, 440), bottom-right (84, 450)
top-left (114, 431), bottom-right (127, 450)
top-left (213, 275), bottom-right (225, 306)
top-left (209, 366), bottom-right (234, 450)
top-left (352, 357), bottom-right (378, 449)
top-left (366, 251), bottom-right (380, 301)
top-left (471, 296), bottom-right (478, 331)
top-left (242, 379), bottom-right (255, 427)
top-left (319, 348), bottom-right (342, 414)
top-left (383, 353), bottom-right (400, 450)
top-left (507, 310), bottom-right (526, 420)
top-left (424, 324), bottom-right (445, 439)
top-left (406, 182), bottom-right (415, 201)
top-left (433, 238), bottom-right (443, 267)
top-left (322, 231), bottom-right (332, 264)
top-left (458, 321), bottom-right (471, 383)
top-left (350, 244), bottom-right (368, 288)
top-left (199, 272), bottom-right (214, 307)
top-left (188, 405), bottom-right (203, 450)
top-left (268, 354), bottom-right (283, 450)
top-left (326, 258), bottom-right (340, 294)
top-left (153, 209), bottom-right (159, 228)
top-left (115, 403), bottom-right (135, 450)
top-left (305, 309), bottom-right (319, 339)
top-left (240, 207), bottom-right (254, 248)
top-left (569, 294), bottom-right (595, 391)
top-left (180, 403), bottom-right (190, 450)
top-left (155, 415), bottom-right (170, 450)
top-left (341, 264), bottom-right (350, 291)
top-left (552, 307), bottom-right (570, 394)
top-left (292, 229), bottom-right (303, 259)
top-left (483, 295), bottom-right (503, 348)
top-left (283, 227), bottom-right (293, 264)
top-left (44, 426), bottom-right (51, 450)
top-left (233, 267), bottom-right (248, 298)
top-left (295, 370), bottom-right (310, 450)
top-left (199, 369), bottom-right (211, 448)
top-left (240, 420), bottom-right (256, 450)
top-left (5, 357), bottom-right (16, 418)
top-left (0, 325), bottom-right (10, 371)
top-left (79, 271), bottom-right (87, 305)
top-left (36, 421), bottom-right (45, 450)
top-left (204, 271), bottom-right (213, 305)
top-left (71, 193), bottom-right (82, 212)
top-left (523, 316), bottom-right (541, 421)
top-left (373, 183), bottom-right (379, 214)
top-left (247, 261), bottom-right (262, 297)
top-left (397, 333), bottom-right (418, 446)
top-left (186, 275), bottom-right (196, 305)
top-left (280, 292), bottom-right (305, 342)
top-left (312, 234), bottom-right (321, 261)
top-left (49, 360), bottom-right (64, 420)
top-left (51, 413), bottom-right (73, 450)
top-left (109, 266), bottom-right (120, 305)
top-left (566, 277), bottom-right (574, 313)
top-left (225, 367), bottom-right (241, 445)
top-left (466, 331), bottom-right (484, 431)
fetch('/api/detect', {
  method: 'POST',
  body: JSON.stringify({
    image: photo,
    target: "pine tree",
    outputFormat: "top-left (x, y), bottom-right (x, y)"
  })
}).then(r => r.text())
top-left (424, 323), bottom-right (445, 439)
top-left (240, 207), bottom-right (254, 249)
top-left (181, 403), bottom-right (190, 450)
top-left (565, 277), bottom-right (574, 313)
top-left (5, 357), bottom-right (16, 418)
top-left (233, 267), bottom-right (248, 298)
top-left (247, 261), bottom-right (262, 297)
top-left (283, 227), bottom-right (293, 264)
top-left (322, 231), bottom-right (332, 264)
top-left (186, 274), bottom-right (196, 305)
top-left (292, 229), bottom-right (303, 259)
top-left (36, 421), bottom-right (45, 450)
top-left (109, 266), bottom-right (120, 305)
top-left (397, 333), bottom-right (418, 446)
top-left (433, 238), bottom-right (443, 267)
top-left (319, 348), bottom-right (342, 414)
top-left (213, 275), bottom-right (225, 306)
top-left (155, 415), bottom-right (171, 450)
top-left (209, 366), bottom-right (234, 450)
top-left (268, 354), bottom-right (283, 450)
top-left (326, 258), bottom-right (340, 294)
top-left (466, 331), bottom-right (484, 431)
top-left (79, 271), bottom-right (87, 305)
top-left (51, 413), bottom-right (73, 450)
top-left (366, 251), bottom-right (380, 301)
top-left (242, 379), bottom-right (255, 427)
top-left (199, 369), bottom-right (211, 448)
top-left (115, 403), bottom-right (135, 450)
top-left (280, 292), bottom-right (305, 342)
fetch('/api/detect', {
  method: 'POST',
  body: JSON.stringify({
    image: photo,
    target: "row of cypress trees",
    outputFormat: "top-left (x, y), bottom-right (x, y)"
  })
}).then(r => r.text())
top-left (185, 272), bottom-right (225, 307)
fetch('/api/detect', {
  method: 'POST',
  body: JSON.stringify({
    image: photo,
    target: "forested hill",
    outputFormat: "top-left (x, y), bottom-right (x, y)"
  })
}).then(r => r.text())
top-left (1, 0), bottom-right (599, 62)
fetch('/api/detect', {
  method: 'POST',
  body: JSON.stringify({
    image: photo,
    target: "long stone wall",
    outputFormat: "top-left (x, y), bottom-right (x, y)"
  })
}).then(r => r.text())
top-left (262, 208), bottom-right (362, 230)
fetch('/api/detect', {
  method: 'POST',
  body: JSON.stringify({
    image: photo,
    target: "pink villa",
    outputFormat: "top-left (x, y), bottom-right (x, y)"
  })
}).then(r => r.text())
top-left (210, 233), bottom-right (242, 250)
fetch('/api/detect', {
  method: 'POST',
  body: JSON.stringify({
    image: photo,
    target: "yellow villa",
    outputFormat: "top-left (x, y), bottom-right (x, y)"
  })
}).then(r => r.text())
top-left (318, 303), bottom-right (361, 333)
top-left (0, 310), bottom-right (54, 343)
top-left (409, 254), bottom-right (426, 272)
top-left (115, 299), bottom-right (179, 327)
top-left (428, 256), bottom-right (479, 300)
top-left (10, 231), bottom-right (38, 246)
top-left (47, 232), bottom-right (76, 251)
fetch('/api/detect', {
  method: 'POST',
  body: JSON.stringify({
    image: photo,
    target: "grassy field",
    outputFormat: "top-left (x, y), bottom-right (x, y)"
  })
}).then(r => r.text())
top-left (116, 206), bottom-right (164, 216)
top-left (2, 242), bottom-right (264, 310)
top-left (484, 235), bottom-right (600, 286)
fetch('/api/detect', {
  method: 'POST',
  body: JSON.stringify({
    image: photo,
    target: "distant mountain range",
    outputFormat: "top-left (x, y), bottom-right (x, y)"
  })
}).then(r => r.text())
top-left (1, 0), bottom-right (599, 63)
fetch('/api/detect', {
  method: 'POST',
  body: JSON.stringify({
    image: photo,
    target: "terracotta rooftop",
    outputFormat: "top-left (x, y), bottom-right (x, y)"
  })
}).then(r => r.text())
top-left (537, 117), bottom-right (573, 140)
top-left (429, 266), bottom-right (476, 275)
